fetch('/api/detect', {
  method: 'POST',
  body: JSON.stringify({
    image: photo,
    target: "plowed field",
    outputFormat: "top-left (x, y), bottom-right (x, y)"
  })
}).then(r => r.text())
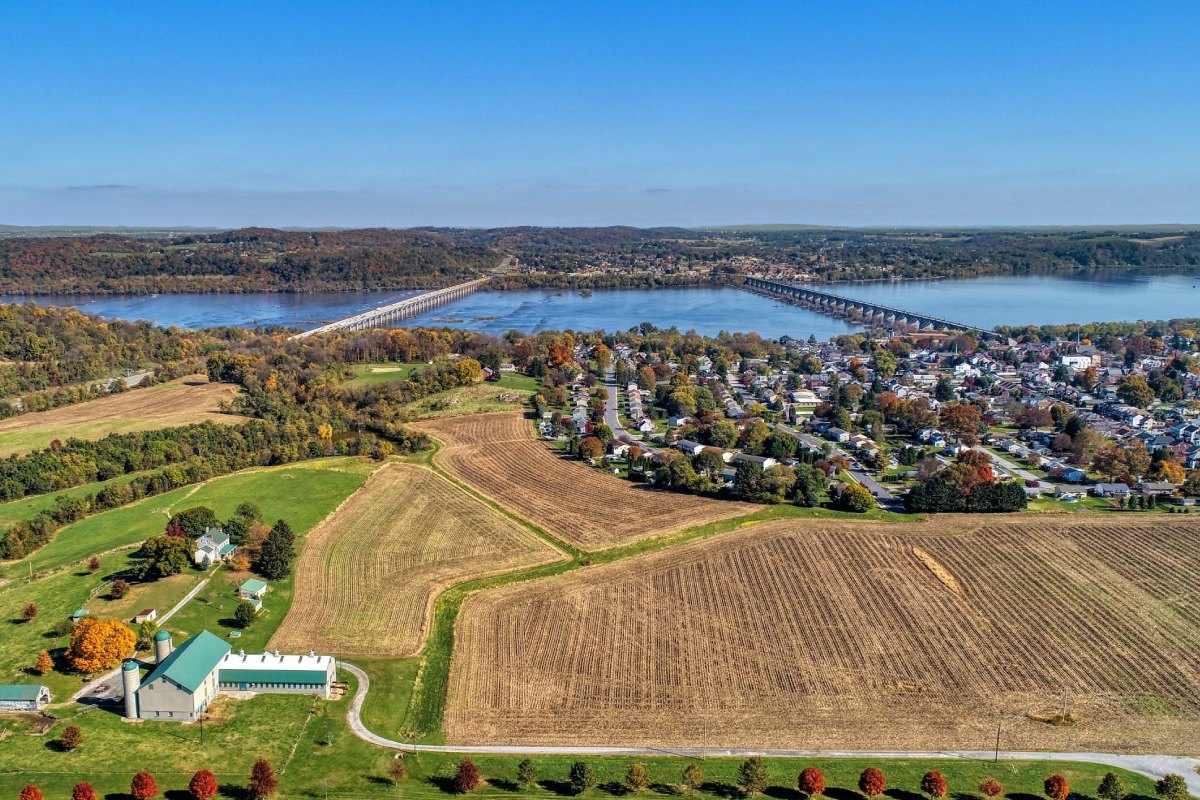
top-left (417, 412), bottom-right (755, 549)
top-left (271, 463), bottom-right (564, 657)
top-left (0, 375), bottom-right (243, 455)
top-left (446, 515), bottom-right (1200, 753)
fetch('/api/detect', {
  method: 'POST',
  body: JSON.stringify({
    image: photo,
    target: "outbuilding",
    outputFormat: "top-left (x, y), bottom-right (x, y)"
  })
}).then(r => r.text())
top-left (0, 684), bottom-right (51, 712)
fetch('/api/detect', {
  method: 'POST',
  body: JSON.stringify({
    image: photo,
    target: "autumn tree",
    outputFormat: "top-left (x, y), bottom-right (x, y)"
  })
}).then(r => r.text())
top-left (130, 771), bottom-right (159, 800)
top-left (110, 579), bottom-right (129, 599)
top-left (579, 436), bottom-right (605, 462)
top-left (189, 769), bottom-right (218, 800)
top-left (840, 482), bottom-right (875, 512)
top-left (568, 762), bottom-right (597, 795)
top-left (626, 763), bottom-right (650, 792)
top-left (18, 785), bottom-right (44, 800)
top-left (71, 783), bottom-right (99, 800)
top-left (682, 764), bottom-right (704, 793)
top-left (1154, 775), bottom-right (1188, 800)
top-left (980, 779), bottom-right (1004, 799)
top-left (859, 768), bottom-right (887, 798)
top-left (738, 757), bottom-right (768, 796)
top-left (454, 757), bottom-right (483, 793)
top-left (939, 403), bottom-right (983, 445)
top-left (389, 757), bottom-right (407, 782)
top-left (21, 602), bottom-right (37, 621)
top-left (921, 770), bottom-right (948, 799)
top-left (1044, 774), bottom-right (1069, 800)
top-left (250, 758), bottom-right (279, 799)
top-left (65, 618), bottom-right (136, 673)
top-left (57, 724), bottom-right (83, 751)
top-left (1097, 772), bottom-right (1126, 800)
top-left (33, 650), bottom-right (53, 675)
top-left (87, 555), bottom-right (101, 572)
top-left (799, 767), bottom-right (826, 797)
top-left (517, 759), bottom-right (536, 787)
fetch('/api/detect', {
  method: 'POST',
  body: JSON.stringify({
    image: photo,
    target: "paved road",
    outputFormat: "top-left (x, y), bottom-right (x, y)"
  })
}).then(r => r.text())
top-left (339, 663), bottom-right (1200, 793)
top-left (976, 446), bottom-right (1055, 491)
top-left (769, 422), bottom-right (898, 507)
top-left (71, 573), bottom-right (213, 702)
top-left (604, 366), bottom-right (655, 449)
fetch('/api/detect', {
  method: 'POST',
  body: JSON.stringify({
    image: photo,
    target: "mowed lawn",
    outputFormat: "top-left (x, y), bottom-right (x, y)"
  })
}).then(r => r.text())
top-left (0, 458), bottom-right (377, 698)
top-left (344, 361), bottom-right (425, 388)
top-left (0, 375), bottom-right (244, 456)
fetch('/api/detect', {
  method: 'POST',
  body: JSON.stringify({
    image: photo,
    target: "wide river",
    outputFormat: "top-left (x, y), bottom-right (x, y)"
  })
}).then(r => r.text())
top-left (6, 272), bottom-right (1197, 338)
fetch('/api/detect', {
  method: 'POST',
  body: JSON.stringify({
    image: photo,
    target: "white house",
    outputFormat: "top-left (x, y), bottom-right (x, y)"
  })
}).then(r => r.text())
top-left (194, 527), bottom-right (235, 568)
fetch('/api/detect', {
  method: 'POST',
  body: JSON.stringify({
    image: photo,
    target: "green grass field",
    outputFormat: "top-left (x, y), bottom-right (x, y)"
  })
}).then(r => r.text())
top-left (0, 458), bottom-right (376, 699)
top-left (344, 361), bottom-right (425, 388)
top-left (0, 668), bottom-right (1163, 798)
top-left (0, 470), bottom-right (155, 530)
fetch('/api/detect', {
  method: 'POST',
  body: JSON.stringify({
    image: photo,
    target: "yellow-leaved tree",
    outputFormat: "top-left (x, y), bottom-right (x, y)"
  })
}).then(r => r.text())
top-left (65, 618), bottom-right (136, 674)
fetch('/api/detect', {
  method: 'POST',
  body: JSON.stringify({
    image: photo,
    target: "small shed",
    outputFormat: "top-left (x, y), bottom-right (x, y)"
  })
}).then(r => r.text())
top-left (0, 684), bottom-right (51, 712)
top-left (237, 579), bottom-right (268, 600)
top-left (70, 608), bottom-right (89, 623)
top-left (133, 608), bottom-right (158, 625)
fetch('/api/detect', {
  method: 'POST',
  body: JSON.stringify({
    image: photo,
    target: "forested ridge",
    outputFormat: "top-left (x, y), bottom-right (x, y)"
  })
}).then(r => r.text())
top-left (2, 226), bottom-right (1199, 294)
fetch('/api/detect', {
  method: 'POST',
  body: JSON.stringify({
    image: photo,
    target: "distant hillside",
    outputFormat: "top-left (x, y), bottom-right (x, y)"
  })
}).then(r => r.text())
top-left (1, 225), bottom-right (1198, 294)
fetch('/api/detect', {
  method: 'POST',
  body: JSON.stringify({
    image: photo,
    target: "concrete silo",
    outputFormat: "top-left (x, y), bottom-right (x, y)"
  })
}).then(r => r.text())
top-left (154, 629), bottom-right (173, 663)
top-left (121, 660), bottom-right (140, 719)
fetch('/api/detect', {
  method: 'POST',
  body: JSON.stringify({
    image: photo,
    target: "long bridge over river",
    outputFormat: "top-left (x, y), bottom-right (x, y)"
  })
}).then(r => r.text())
top-left (742, 277), bottom-right (1001, 340)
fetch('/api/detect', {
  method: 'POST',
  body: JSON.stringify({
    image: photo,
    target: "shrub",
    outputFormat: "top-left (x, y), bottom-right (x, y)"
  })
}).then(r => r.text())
top-left (980, 778), bottom-right (1004, 798)
top-left (682, 764), bottom-right (704, 793)
top-left (87, 555), bottom-right (101, 572)
top-left (110, 579), bottom-right (129, 599)
top-left (71, 784), bottom-right (99, 800)
top-left (517, 759), bottom-right (536, 787)
top-left (21, 602), bottom-right (38, 621)
top-left (130, 771), bottom-right (159, 800)
top-left (33, 650), bottom-right (53, 675)
top-left (18, 786), bottom-right (44, 800)
top-left (1155, 774), bottom-right (1188, 800)
top-left (626, 763), bottom-right (650, 792)
top-left (454, 758), bottom-right (483, 793)
top-left (58, 724), bottom-right (83, 751)
top-left (841, 482), bottom-right (875, 512)
top-left (738, 757), bottom-right (768, 796)
top-left (1044, 775), bottom-right (1069, 800)
top-left (568, 762), bottom-right (597, 795)
top-left (1098, 772), bottom-right (1126, 800)
top-left (250, 758), bottom-right (279, 799)
top-left (799, 767), bottom-right (826, 797)
top-left (189, 769), bottom-right (218, 800)
top-left (860, 768), bottom-right (887, 798)
top-left (921, 770), bottom-right (947, 799)
top-left (389, 757), bottom-right (407, 782)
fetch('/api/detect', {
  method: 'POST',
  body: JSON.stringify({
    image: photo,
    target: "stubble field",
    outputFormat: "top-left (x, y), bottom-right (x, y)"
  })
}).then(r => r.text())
top-left (0, 375), bottom-right (243, 455)
top-left (446, 515), bottom-right (1200, 753)
top-left (271, 462), bottom-right (564, 657)
top-left (417, 412), bottom-right (755, 549)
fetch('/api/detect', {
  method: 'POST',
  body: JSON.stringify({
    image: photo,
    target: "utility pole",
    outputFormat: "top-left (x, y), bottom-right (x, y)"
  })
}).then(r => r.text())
top-left (994, 713), bottom-right (1001, 763)
top-left (1060, 684), bottom-right (1071, 721)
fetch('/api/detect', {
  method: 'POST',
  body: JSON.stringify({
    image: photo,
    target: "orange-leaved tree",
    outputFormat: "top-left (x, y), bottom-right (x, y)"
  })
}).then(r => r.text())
top-left (1044, 775), bottom-right (1069, 800)
top-left (860, 768), bottom-right (887, 798)
top-left (922, 771), bottom-right (948, 799)
top-left (189, 769), bottom-right (218, 800)
top-left (66, 618), bottom-right (136, 674)
top-left (130, 771), bottom-right (159, 800)
top-left (72, 783), bottom-right (99, 800)
top-left (250, 758), bottom-right (279, 799)
top-left (19, 785), bottom-right (45, 800)
top-left (799, 767), bottom-right (826, 797)
top-left (980, 778), bottom-right (1004, 799)
top-left (34, 649), bottom-right (53, 675)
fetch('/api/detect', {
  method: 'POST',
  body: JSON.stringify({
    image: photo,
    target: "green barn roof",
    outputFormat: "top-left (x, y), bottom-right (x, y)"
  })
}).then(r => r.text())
top-left (218, 668), bottom-right (330, 685)
top-left (239, 578), bottom-right (268, 594)
top-left (0, 685), bottom-right (46, 702)
top-left (141, 630), bottom-right (230, 693)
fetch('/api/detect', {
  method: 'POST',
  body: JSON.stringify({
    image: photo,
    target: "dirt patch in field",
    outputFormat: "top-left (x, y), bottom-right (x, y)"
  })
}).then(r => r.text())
top-left (416, 412), bottom-right (756, 550)
top-left (446, 514), bottom-right (1200, 753)
top-left (0, 375), bottom-right (244, 455)
top-left (271, 463), bottom-right (563, 657)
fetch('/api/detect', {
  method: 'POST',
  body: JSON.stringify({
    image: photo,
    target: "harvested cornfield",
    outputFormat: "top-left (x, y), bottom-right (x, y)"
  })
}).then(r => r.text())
top-left (271, 463), bottom-right (563, 657)
top-left (417, 412), bottom-right (755, 549)
top-left (446, 515), bottom-right (1200, 753)
top-left (0, 375), bottom-right (243, 455)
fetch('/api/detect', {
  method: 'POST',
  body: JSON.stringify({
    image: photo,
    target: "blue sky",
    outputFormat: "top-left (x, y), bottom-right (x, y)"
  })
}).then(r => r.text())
top-left (1, 2), bottom-right (1197, 227)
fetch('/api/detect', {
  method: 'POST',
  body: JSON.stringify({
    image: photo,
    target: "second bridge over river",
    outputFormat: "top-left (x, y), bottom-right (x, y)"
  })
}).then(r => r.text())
top-left (742, 277), bottom-right (1001, 340)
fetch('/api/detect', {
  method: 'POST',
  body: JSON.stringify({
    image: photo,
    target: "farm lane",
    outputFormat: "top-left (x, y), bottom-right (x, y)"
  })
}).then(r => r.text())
top-left (338, 663), bottom-right (1200, 795)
